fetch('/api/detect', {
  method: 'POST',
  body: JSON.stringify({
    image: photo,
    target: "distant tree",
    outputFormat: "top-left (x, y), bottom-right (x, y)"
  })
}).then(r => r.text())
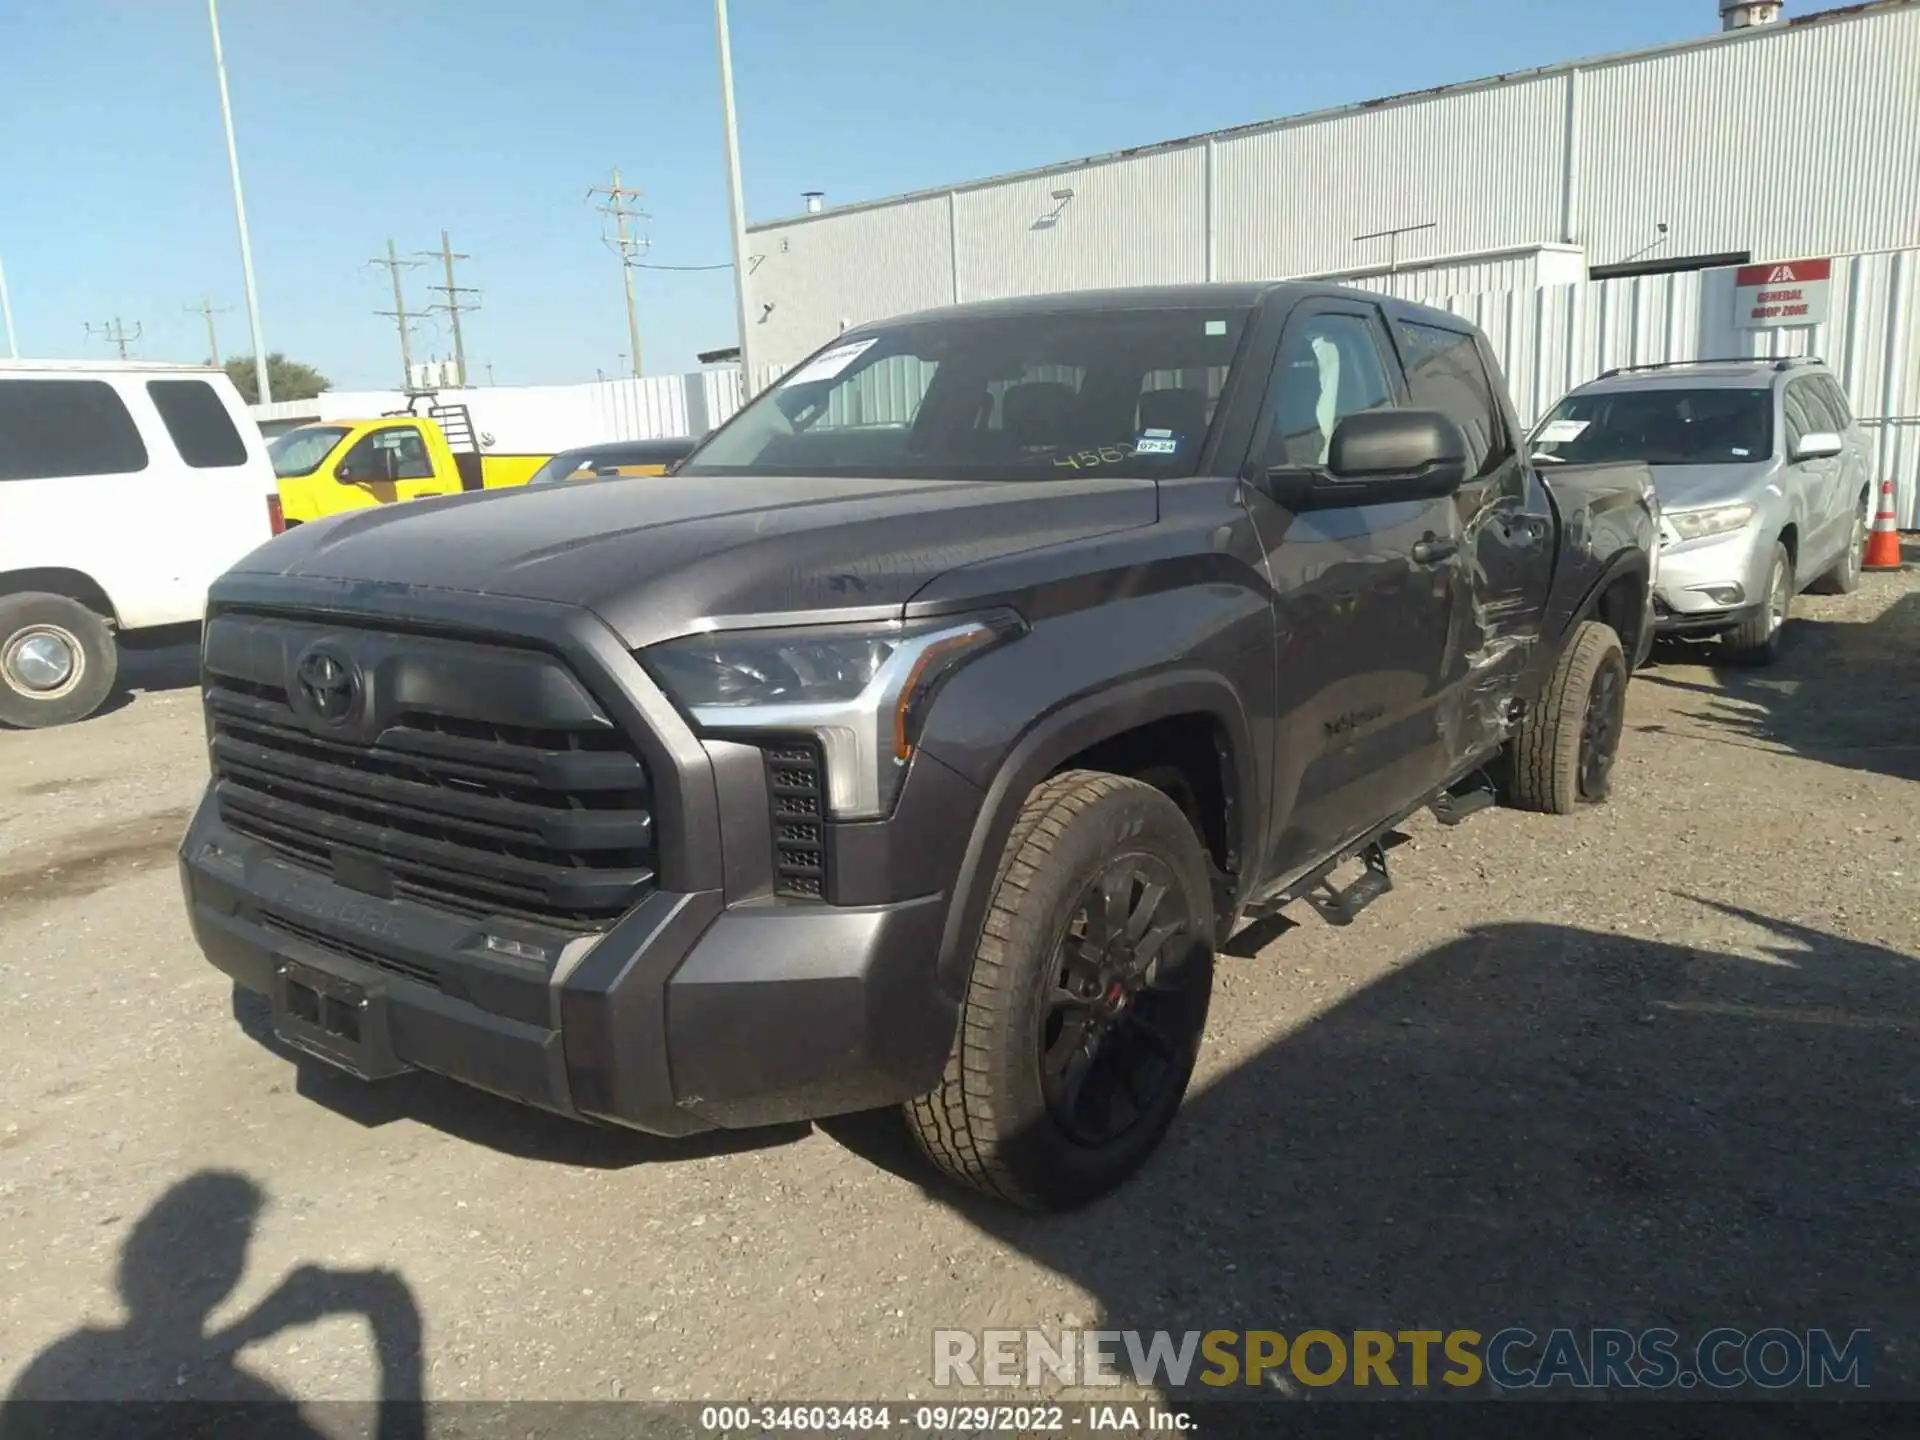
top-left (223, 354), bottom-right (330, 405)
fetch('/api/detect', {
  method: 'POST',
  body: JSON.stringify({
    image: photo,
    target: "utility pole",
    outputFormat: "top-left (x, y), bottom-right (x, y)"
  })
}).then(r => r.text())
top-left (85, 317), bottom-right (143, 360)
top-left (368, 237), bottom-right (423, 390)
top-left (0, 253), bottom-right (17, 358)
top-left (588, 167), bottom-right (648, 378)
top-left (186, 297), bottom-right (230, 365)
top-left (421, 229), bottom-right (479, 387)
top-left (208, 0), bottom-right (270, 403)
top-left (715, 0), bottom-right (755, 395)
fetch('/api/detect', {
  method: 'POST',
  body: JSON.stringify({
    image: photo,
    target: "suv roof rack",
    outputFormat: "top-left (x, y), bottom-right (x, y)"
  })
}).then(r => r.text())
top-left (1597, 356), bottom-right (1822, 380)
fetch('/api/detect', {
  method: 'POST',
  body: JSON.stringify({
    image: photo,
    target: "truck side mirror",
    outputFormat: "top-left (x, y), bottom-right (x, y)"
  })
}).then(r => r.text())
top-left (336, 447), bottom-right (399, 483)
top-left (1259, 410), bottom-right (1468, 510)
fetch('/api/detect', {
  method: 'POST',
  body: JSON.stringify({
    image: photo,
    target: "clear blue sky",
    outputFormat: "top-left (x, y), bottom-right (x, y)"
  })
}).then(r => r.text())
top-left (1, 0), bottom-right (1723, 390)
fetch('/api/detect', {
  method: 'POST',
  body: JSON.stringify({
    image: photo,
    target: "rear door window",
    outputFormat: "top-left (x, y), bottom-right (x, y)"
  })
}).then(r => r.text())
top-left (147, 379), bottom-right (250, 469)
top-left (1395, 321), bottom-right (1512, 479)
top-left (0, 378), bottom-right (150, 481)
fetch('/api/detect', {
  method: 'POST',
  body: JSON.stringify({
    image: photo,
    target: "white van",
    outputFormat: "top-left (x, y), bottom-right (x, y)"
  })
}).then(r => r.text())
top-left (0, 360), bottom-right (278, 728)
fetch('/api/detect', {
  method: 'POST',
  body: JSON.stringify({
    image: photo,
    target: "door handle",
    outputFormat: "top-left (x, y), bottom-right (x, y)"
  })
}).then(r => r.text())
top-left (1412, 536), bottom-right (1458, 565)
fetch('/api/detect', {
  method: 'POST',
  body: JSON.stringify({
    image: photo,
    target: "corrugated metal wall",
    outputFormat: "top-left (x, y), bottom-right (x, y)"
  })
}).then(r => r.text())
top-left (745, 2), bottom-right (1920, 374)
top-left (954, 146), bottom-right (1206, 301)
top-left (1577, 5), bottom-right (1920, 262)
top-left (1440, 248), bottom-right (1920, 525)
top-left (1213, 75), bottom-right (1567, 282)
top-left (747, 194), bottom-right (953, 388)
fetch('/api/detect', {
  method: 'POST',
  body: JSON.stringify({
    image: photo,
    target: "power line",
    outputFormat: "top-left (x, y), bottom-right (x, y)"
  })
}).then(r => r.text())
top-left (636, 260), bottom-right (733, 272)
top-left (186, 297), bottom-right (230, 365)
top-left (420, 229), bottom-right (480, 388)
top-left (367, 236), bottom-right (424, 391)
top-left (587, 166), bottom-right (649, 378)
top-left (85, 317), bottom-right (143, 360)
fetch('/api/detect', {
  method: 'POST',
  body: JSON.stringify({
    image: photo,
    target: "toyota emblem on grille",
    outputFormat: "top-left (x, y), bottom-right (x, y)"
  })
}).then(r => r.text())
top-left (295, 644), bottom-right (360, 723)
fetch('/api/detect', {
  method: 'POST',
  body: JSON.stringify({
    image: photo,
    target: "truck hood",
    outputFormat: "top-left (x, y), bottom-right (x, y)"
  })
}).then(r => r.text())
top-left (1645, 462), bottom-right (1776, 511)
top-left (234, 473), bottom-right (1158, 647)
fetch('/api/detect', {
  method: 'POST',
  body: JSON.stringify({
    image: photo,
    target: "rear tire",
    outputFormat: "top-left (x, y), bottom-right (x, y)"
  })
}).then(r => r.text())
top-left (1720, 542), bottom-right (1792, 666)
top-left (1807, 493), bottom-right (1868, 595)
top-left (904, 771), bottom-right (1215, 1210)
top-left (0, 592), bottom-right (118, 729)
top-left (1505, 619), bottom-right (1628, 815)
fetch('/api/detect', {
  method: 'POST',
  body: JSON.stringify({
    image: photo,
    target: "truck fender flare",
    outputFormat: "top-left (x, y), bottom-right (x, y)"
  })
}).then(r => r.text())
top-left (1561, 547), bottom-right (1650, 634)
top-left (933, 669), bottom-right (1258, 998)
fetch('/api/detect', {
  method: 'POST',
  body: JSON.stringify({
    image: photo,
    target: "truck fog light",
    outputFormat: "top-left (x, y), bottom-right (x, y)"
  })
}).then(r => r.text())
top-left (1692, 583), bottom-right (1745, 607)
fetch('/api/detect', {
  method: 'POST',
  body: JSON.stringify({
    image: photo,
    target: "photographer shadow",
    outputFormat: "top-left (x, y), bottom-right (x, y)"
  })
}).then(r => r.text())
top-left (4, 1171), bottom-right (423, 1439)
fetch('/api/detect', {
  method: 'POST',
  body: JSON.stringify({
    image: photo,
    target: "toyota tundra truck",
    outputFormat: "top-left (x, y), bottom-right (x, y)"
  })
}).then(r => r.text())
top-left (179, 283), bottom-right (1657, 1210)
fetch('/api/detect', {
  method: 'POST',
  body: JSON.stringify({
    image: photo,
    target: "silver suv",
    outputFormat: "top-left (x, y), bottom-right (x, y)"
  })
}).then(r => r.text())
top-left (1529, 357), bottom-right (1872, 665)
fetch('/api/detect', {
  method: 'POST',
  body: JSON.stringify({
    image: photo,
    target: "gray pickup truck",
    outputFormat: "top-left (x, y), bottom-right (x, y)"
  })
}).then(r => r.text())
top-left (180, 283), bottom-right (1658, 1210)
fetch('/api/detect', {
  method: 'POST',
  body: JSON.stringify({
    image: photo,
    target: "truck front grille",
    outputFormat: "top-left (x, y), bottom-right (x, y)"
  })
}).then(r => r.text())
top-left (203, 617), bottom-right (656, 932)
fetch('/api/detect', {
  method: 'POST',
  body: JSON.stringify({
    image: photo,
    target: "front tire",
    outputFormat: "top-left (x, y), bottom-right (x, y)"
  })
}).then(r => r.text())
top-left (0, 592), bottom-right (118, 729)
top-left (1721, 542), bottom-right (1793, 667)
top-left (905, 771), bottom-right (1215, 1210)
top-left (1505, 619), bottom-right (1628, 815)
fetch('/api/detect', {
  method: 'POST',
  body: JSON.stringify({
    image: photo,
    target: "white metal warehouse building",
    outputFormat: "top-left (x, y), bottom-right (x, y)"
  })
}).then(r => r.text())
top-left (741, 0), bottom-right (1920, 521)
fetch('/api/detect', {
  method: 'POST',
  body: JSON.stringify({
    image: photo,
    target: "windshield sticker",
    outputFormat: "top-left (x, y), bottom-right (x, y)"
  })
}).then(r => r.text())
top-left (1732, 447), bottom-right (1752, 457)
top-left (782, 337), bottom-right (878, 387)
top-left (1536, 419), bottom-right (1590, 443)
top-left (1135, 435), bottom-right (1180, 456)
top-left (1205, 320), bottom-right (1228, 337)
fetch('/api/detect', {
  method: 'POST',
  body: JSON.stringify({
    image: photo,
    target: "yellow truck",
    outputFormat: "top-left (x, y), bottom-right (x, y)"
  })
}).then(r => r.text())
top-left (266, 403), bottom-right (549, 528)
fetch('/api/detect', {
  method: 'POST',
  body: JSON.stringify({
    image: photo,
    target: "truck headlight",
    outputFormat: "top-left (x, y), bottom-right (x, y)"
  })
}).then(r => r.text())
top-left (643, 611), bottom-right (1024, 819)
top-left (1665, 502), bottom-right (1756, 543)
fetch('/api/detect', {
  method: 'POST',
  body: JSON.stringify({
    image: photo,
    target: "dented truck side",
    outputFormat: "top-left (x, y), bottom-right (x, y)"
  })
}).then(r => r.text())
top-left (180, 282), bottom-right (1657, 1210)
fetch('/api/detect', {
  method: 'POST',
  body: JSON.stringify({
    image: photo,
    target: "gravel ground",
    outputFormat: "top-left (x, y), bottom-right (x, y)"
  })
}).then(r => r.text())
top-left (2, 557), bottom-right (1916, 1408)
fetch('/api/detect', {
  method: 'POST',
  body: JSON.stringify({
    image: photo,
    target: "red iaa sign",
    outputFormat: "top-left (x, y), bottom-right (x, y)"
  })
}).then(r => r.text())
top-left (1733, 257), bottom-right (1833, 329)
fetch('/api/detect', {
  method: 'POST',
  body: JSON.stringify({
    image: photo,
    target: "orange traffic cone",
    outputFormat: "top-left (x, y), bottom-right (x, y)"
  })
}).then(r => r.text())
top-left (1863, 478), bottom-right (1905, 572)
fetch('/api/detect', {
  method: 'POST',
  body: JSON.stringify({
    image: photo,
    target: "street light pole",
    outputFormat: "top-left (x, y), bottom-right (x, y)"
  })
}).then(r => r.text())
top-left (714, 0), bottom-right (755, 397)
top-left (209, 0), bottom-right (271, 404)
top-left (0, 254), bottom-right (17, 359)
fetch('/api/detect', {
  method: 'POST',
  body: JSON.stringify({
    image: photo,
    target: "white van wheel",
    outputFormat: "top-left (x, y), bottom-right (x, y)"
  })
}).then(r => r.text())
top-left (0, 593), bottom-right (119, 729)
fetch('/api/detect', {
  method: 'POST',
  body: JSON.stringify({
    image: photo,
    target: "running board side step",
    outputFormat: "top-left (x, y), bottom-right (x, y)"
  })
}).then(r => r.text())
top-left (1428, 768), bottom-right (1498, 827)
top-left (1302, 840), bottom-right (1393, 927)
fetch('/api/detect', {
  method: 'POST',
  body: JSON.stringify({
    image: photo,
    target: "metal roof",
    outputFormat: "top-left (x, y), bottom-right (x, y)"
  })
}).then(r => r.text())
top-left (748, 0), bottom-right (1914, 233)
top-left (850, 280), bottom-right (1470, 330)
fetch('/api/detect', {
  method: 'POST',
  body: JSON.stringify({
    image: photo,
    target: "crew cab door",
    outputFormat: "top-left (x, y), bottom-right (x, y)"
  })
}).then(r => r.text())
top-left (1391, 318), bottom-right (1552, 750)
top-left (332, 421), bottom-right (461, 508)
top-left (1237, 299), bottom-right (1464, 885)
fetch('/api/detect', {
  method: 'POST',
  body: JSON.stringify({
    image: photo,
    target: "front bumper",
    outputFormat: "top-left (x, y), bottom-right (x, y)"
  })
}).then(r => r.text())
top-left (179, 577), bottom-right (977, 1135)
top-left (1652, 524), bottom-right (1772, 633)
top-left (182, 794), bottom-right (955, 1132)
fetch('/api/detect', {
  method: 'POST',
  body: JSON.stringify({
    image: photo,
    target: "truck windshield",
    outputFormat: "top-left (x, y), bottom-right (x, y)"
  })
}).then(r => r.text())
top-left (1531, 388), bottom-right (1773, 467)
top-left (268, 425), bottom-right (350, 479)
top-left (680, 306), bottom-right (1252, 481)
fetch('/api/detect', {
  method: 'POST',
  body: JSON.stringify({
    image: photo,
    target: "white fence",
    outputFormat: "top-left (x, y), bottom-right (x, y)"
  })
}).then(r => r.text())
top-left (1421, 247), bottom-right (1920, 526)
top-left (747, 245), bottom-right (1920, 527)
